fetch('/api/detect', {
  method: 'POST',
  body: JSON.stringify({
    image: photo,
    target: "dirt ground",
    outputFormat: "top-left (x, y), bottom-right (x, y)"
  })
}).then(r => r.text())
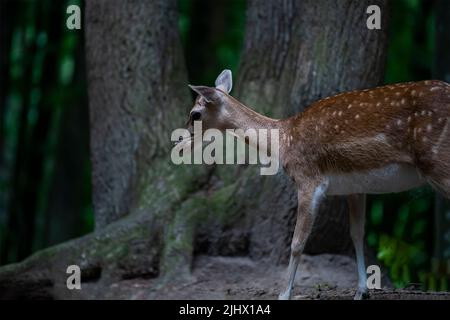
top-left (77, 254), bottom-right (450, 300)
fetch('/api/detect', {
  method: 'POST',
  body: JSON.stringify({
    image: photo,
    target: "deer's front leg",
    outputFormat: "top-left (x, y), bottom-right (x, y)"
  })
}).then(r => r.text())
top-left (278, 181), bottom-right (328, 300)
top-left (348, 194), bottom-right (368, 300)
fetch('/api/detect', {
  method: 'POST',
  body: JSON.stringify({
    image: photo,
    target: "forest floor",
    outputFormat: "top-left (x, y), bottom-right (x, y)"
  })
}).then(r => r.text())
top-left (80, 254), bottom-right (450, 300)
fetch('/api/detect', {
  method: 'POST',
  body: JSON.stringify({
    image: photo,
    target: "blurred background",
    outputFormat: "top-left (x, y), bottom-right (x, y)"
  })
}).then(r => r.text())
top-left (0, 0), bottom-right (449, 292)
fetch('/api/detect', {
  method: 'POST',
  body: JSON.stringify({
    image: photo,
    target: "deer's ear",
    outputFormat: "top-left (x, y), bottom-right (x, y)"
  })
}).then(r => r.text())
top-left (188, 85), bottom-right (220, 103)
top-left (215, 69), bottom-right (232, 93)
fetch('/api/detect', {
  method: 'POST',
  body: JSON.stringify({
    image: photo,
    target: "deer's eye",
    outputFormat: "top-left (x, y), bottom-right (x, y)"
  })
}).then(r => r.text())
top-left (190, 111), bottom-right (202, 122)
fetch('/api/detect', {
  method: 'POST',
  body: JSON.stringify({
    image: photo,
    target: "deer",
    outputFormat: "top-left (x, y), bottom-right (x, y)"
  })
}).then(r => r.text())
top-left (179, 69), bottom-right (450, 300)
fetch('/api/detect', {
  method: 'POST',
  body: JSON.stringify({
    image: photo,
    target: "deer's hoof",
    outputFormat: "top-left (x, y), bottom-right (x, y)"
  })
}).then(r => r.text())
top-left (278, 291), bottom-right (291, 300)
top-left (353, 288), bottom-right (369, 300)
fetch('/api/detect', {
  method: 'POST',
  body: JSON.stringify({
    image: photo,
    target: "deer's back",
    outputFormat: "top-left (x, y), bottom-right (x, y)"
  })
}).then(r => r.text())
top-left (285, 80), bottom-right (450, 177)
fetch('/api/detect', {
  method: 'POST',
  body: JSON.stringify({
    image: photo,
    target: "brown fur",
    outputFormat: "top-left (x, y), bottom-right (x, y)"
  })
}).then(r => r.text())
top-left (278, 80), bottom-right (450, 192)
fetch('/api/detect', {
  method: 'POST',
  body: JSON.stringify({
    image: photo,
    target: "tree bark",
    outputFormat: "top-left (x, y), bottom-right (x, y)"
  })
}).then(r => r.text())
top-left (85, 0), bottom-right (191, 229)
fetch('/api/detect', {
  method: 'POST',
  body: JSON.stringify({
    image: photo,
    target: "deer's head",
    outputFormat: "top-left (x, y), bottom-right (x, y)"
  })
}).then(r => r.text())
top-left (174, 69), bottom-right (235, 150)
top-left (186, 69), bottom-right (234, 134)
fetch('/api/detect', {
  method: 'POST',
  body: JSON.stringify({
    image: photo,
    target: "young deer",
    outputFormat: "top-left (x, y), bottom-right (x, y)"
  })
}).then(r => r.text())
top-left (181, 69), bottom-right (450, 300)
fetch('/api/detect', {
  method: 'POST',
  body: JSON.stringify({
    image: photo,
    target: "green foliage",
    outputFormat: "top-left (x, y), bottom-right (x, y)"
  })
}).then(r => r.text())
top-left (178, 0), bottom-right (246, 85)
top-left (385, 0), bottom-right (435, 83)
top-left (0, 0), bottom-right (92, 264)
top-left (367, 187), bottom-right (437, 289)
top-left (367, 0), bottom-right (448, 291)
top-left (377, 234), bottom-right (424, 287)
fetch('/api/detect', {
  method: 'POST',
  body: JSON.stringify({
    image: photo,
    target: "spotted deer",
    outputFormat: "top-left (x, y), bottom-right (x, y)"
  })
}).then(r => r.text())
top-left (180, 69), bottom-right (450, 300)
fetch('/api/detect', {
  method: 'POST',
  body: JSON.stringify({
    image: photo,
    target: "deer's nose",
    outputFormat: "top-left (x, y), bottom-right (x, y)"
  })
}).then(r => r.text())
top-left (190, 111), bottom-right (202, 122)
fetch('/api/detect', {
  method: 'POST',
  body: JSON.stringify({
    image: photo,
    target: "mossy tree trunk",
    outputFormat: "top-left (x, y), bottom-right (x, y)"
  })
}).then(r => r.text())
top-left (85, 0), bottom-right (191, 229)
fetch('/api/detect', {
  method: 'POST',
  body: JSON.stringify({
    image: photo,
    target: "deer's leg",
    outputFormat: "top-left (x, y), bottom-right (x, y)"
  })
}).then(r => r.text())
top-left (279, 182), bottom-right (327, 300)
top-left (348, 194), bottom-right (368, 300)
top-left (425, 171), bottom-right (450, 199)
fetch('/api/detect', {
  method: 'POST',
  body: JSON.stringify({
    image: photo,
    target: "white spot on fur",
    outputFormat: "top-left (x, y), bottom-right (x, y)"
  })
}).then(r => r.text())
top-left (355, 114), bottom-right (360, 120)
top-left (375, 133), bottom-right (387, 142)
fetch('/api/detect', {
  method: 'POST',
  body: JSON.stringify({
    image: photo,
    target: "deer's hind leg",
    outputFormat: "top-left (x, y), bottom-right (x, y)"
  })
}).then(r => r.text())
top-left (418, 118), bottom-right (450, 199)
top-left (419, 152), bottom-right (450, 199)
top-left (348, 194), bottom-right (368, 300)
top-left (425, 172), bottom-right (450, 199)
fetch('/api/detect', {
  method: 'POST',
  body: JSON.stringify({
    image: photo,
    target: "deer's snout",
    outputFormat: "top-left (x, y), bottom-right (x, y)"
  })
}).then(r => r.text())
top-left (190, 111), bottom-right (202, 122)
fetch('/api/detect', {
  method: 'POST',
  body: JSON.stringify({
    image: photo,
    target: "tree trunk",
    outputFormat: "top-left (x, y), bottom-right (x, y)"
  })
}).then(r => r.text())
top-left (85, 0), bottom-right (191, 228)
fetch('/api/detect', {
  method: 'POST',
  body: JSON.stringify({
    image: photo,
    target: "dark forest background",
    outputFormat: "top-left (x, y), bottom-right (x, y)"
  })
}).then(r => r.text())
top-left (0, 0), bottom-right (449, 294)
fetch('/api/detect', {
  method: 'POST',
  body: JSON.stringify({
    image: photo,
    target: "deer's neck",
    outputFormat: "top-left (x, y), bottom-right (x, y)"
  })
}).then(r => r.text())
top-left (225, 97), bottom-right (280, 132)
top-left (223, 97), bottom-right (285, 170)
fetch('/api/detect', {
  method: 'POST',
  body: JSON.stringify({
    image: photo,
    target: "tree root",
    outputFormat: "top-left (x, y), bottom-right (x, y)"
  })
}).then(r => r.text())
top-left (0, 212), bottom-right (161, 299)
